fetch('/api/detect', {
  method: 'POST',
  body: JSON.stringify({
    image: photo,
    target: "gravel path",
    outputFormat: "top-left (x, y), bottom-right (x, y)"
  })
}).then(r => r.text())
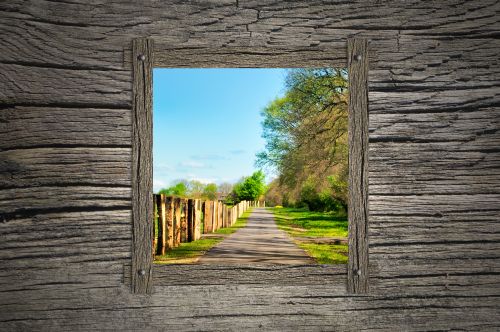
top-left (198, 208), bottom-right (314, 265)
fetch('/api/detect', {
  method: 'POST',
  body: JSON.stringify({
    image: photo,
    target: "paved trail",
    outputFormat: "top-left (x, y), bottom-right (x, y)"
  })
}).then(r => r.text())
top-left (198, 208), bottom-right (314, 265)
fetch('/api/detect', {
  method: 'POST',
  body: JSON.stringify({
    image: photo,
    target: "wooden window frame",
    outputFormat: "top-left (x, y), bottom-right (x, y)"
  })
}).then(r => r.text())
top-left (129, 38), bottom-right (369, 294)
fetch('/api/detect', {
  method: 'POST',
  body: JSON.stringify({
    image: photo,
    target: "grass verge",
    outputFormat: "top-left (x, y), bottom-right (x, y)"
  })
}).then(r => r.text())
top-left (154, 208), bottom-right (252, 264)
top-left (270, 207), bottom-right (348, 264)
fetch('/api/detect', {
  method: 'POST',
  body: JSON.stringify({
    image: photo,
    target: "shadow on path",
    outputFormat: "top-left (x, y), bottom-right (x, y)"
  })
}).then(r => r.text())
top-left (198, 208), bottom-right (314, 265)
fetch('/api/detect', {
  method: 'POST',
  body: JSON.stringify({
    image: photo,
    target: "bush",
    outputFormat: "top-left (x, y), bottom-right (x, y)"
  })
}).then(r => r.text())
top-left (282, 193), bottom-right (291, 207)
top-left (299, 182), bottom-right (346, 213)
top-left (299, 182), bottom-right (322, 211)
top-left (233, 170), bottom-right (267, 202)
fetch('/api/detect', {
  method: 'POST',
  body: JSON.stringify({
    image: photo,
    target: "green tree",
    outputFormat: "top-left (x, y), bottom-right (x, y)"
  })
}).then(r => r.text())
top-left (187, 180), bottom-right (205, 199)
top-left (202, 183), bottom-right (218, 200)
top-left (256, 68), bottom-right (348, 210)
top-left (233, 170), bottom-right (267, 201)
top-left (158, 181), bottom-right (188, 197)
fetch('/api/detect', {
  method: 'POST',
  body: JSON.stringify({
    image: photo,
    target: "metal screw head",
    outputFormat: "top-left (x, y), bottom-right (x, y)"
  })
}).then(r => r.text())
top-left (138, 54), bottom-right (146, 61)
top-left (354, 269), bottom-right (362, 276)
top-left (138, 269), bottom-right (146, 276)
top-left (354, 54), bottom-right (362, 61)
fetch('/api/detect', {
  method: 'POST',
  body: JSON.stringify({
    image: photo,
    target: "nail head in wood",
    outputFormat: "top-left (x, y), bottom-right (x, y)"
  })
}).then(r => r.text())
top-left (138, 269), bottom-right (146, 276)
top-left (354, 54), bottom-right (362, 61)
top-left (138, 54), bottom-right (146, 61)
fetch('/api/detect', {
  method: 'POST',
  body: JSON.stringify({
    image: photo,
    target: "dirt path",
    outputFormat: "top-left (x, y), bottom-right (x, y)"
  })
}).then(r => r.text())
top-left (198, 207), bottom-right (314, 265)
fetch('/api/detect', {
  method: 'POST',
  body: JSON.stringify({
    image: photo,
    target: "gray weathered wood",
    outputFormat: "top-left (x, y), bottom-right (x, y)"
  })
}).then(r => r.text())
top-left (131, 38), bottom-right (154, 294)
top-left (1, 1), bottom-right (499, 330)
top-left (347, 38), bottom-right (369, 294)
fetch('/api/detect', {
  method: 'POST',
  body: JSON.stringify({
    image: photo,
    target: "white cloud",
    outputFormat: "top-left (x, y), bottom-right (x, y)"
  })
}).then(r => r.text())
top-left (229, 149), bottom-right (245, 155)
top-left (178, 160), bottom-right (205, 169)
top-left (190, 153), bottom-right (227, 161)
top-left (153, 163), bottom-right (174, 175)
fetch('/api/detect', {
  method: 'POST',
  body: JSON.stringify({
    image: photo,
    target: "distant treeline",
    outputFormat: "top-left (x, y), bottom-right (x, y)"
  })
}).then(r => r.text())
top-left (158, 170), bottom-right (267, 205)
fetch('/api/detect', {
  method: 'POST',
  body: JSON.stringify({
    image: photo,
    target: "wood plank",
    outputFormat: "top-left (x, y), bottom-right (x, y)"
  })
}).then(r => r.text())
top-left (0, 186), bottom-right (131, 218)
top-left (0, 147), bottom-right (131, 190)
top-left (148, 265), bottom-right (348, 287)
top-left (1, 285), bottom-right (500, 331)
top-left (153, 46), bottom-right (348, 68)
top-left (0, 106), bottom-right (131, 150)
top-left (130, 37), bottom-right (154, 294)
top-left (0, 63), bottom-right (131, 106)
top-left (0, 210), bottom-right (132, 268)
top-left (347, 38), bottom-right (369, 294)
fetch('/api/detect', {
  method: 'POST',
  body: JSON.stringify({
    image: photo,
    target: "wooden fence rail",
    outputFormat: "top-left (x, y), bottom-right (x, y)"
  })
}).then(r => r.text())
top-left (153, 195), bottom-right (264, 255)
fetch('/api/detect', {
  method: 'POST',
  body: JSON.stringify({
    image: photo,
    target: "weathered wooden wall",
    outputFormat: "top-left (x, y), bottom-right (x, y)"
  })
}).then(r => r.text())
top-left (0, 0), bottom-right (499, 330)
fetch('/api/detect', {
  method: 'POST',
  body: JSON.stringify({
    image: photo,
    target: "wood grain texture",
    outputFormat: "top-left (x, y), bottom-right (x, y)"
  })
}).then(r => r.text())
top-left (131, 38), bottom-right (154, 294)
top-left (1, 0), bottom-right (499, 330)
top-left (348, 38), bottom-right (369, 293)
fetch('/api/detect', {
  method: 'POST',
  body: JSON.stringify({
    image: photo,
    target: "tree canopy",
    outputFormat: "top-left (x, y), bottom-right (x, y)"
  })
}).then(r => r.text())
top-left (233, 170), bottom-right (267, 202)
top-left (158, 180), bottom-right (217, 200)
top-left (256, 68), bottom-right (348, 211)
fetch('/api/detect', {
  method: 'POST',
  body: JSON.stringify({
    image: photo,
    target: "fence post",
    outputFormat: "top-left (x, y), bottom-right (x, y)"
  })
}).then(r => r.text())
top-left (218, 201), bottom-right (223, 230)
top-left (156, 195), bottom-right (166, 255)
top-left (211, 200), bottom-right (216, 232)
top-left (222, 204), bottom-right (229, 227)
top-left (173, 197), bottom-right (181, 247)
top-left (211, 201), bottom-right (216, 232)
top-left (181, 199), bottom-right (188, 242)
top-left (194, 199), bottom-right (201, 241)
top-left (202, 201), bottom-right (208, 233)
top-left (153, 195), bottom-right (159, 256)
top-left (187, 199), bottom-right (194, 242)
top-left (166, 196), bottom-right (174, 250)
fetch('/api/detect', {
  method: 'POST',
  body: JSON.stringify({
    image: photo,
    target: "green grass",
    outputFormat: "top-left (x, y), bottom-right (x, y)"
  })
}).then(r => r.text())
top-left (270, 207), bottom-right (348, 264)
top-left (154, 238), bottom-right (222, 264)
top-left (271, 207), bottom-right (348, 238)
top-left (155, 209), bottom-right (252, 264)
top-left (297, 243), bottom-right (348, 264)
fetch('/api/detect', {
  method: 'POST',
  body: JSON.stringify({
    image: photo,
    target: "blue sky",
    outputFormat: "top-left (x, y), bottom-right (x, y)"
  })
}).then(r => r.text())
top-left (153, 68), bottom-right (288, 193)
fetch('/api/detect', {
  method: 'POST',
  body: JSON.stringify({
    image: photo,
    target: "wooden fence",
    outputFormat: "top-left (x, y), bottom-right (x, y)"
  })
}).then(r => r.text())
top-left (153, 195), bottom-right (264, 255)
